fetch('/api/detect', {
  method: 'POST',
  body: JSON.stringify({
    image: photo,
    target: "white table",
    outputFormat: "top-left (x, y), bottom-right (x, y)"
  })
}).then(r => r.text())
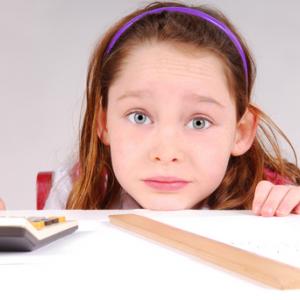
top-left (1, 209), bottom-right (300, 300)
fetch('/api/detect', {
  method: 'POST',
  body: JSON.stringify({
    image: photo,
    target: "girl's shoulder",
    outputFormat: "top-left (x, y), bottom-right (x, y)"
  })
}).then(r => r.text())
top-left (44, 167), bottom-right (73, 209)
top-left (44, 162), bottom-right (107, 209)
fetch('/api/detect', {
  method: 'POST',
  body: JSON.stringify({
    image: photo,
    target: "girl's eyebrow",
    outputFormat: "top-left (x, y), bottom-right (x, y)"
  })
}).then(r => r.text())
top-left (116, 89), bottom-right (225, 108)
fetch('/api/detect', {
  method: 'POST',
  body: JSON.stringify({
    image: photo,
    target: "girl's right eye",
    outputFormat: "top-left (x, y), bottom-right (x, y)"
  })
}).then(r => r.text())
top-left (127, 111), bottom-right (151, 125)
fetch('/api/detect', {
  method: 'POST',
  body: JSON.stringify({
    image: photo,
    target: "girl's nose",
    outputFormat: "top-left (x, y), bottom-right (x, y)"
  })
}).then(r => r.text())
top-left (149, 127), bottom-right (184, 163)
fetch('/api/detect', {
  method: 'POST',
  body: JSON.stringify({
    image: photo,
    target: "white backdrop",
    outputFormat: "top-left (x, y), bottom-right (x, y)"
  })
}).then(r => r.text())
top-left (0, 0), bottom-right (299, 209)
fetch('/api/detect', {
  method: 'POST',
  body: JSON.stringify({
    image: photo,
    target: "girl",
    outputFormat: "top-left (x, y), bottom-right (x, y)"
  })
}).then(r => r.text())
top-left (17, 2), bottom-right (300, 215)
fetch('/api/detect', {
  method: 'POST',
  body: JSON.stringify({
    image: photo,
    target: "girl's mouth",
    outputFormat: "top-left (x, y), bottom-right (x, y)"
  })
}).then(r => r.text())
top-left (143, 180), bottom-right (189, 191)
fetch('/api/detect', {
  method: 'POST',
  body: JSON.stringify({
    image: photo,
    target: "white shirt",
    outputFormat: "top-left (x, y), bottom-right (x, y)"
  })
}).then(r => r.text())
top-left (44, 168), bottom-right (72, 209)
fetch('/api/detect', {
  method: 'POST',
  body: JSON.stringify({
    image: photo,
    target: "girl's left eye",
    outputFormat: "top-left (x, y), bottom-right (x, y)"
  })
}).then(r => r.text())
top-left (127, 111), bottom-right (212, 130)
top-left (127, 111), bottom-right (151, 125)
top-left (187, 117), bottom-right (212, 130)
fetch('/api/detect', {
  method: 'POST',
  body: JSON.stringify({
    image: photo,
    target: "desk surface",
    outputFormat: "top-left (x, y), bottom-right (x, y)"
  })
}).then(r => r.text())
top-left (1, 209), bottom-right (300, 300)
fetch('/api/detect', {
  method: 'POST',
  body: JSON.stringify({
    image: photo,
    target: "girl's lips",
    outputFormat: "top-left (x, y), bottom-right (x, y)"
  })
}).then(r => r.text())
top-left (144, 176), bottom-right (188, 182)
top-left (143, 180), bottom-right (189, 191)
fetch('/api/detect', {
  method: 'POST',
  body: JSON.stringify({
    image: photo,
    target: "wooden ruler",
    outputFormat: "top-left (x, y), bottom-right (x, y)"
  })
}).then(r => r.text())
top-left (109, 213), bottom-right (300, 290)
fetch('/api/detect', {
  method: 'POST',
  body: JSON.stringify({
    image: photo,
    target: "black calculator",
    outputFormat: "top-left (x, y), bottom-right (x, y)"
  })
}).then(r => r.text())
top-left (0, 216), bottom-right (78, 251)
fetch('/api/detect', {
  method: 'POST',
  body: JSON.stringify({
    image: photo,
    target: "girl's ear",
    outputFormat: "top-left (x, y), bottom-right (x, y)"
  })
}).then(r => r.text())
top-left (231, 107), bottom-right (259, 156)
top-left (96, 107), bottom-right (110, 146)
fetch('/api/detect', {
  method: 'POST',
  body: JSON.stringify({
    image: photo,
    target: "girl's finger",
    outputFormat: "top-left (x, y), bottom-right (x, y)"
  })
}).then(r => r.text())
top-left (252, 180), bottom-right (273, 215)
top-left (275, 186), bottom-right (300, 216)
top-left (0, 198), bottom-right (6, 210)
top-left (259, 185), bottom-right (290, 217)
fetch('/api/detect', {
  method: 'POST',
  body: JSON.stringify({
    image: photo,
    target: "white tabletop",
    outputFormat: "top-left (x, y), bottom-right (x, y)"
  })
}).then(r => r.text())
top-left (1, 209), bottom-right (300, 300)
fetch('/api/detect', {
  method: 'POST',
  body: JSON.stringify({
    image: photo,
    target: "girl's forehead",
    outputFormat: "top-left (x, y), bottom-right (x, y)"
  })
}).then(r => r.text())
top-left (109, 43), bottom-right (232, 106)
top-left (122, 42), bottom-right (227, 77)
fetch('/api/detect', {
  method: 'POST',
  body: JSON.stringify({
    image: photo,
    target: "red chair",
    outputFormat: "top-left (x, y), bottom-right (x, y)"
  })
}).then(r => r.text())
top-left (36, 164), bottom-right (80, 209)
top-left (36, 172), bottom-right (54, 210)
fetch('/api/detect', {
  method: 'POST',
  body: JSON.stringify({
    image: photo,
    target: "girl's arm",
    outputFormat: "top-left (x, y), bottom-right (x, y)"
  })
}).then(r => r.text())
top-left (252, 181), bottom-right (300, 217)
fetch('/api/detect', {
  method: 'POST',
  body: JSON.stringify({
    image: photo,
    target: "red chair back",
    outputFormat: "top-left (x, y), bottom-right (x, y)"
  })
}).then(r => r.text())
top-left (36, 172), bottom-right (54, 210)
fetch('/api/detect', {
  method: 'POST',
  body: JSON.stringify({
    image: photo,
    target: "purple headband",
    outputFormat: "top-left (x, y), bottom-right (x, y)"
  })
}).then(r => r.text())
top-left (104, 6), bottom-right (248, 87)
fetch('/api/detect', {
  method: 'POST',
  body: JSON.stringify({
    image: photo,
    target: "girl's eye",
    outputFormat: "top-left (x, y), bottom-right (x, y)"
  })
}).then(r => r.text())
top-left (127, 111), bottom-right (212, 130)
top-left (187, 118), bottom-right (212, 130)
top-left (127, 111), bottom-right (151, 125)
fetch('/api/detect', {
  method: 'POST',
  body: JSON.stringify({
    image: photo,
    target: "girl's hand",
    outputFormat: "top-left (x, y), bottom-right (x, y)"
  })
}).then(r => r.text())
top-left (0, 198), bottom-right (6, 210)
top-left (252, 180), bottom-right (300, 217)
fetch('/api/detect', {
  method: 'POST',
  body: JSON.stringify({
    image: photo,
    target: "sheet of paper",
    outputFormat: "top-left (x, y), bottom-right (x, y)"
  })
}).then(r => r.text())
top-left (1, 210), bottom-right (299, 269)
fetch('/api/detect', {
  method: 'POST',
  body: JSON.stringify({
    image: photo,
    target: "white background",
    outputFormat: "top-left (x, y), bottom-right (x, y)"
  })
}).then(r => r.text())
top-left (0, 0), bottom-right (299, 209)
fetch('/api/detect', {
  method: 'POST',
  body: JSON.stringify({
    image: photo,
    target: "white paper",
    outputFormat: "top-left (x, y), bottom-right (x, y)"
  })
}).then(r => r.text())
top-left (144, 211), bottom-right (300, 268)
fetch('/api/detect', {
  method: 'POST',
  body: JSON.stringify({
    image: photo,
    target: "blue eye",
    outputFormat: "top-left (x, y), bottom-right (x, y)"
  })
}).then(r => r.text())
top-left (187, 118), bottom-right (211, 130)
top-left (127, 112), bottom-right (151, 125)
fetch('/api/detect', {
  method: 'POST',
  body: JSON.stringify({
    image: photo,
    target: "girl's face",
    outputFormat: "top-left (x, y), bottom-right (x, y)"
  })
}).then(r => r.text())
top-left (100, 42), bottom-right (255, 210)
